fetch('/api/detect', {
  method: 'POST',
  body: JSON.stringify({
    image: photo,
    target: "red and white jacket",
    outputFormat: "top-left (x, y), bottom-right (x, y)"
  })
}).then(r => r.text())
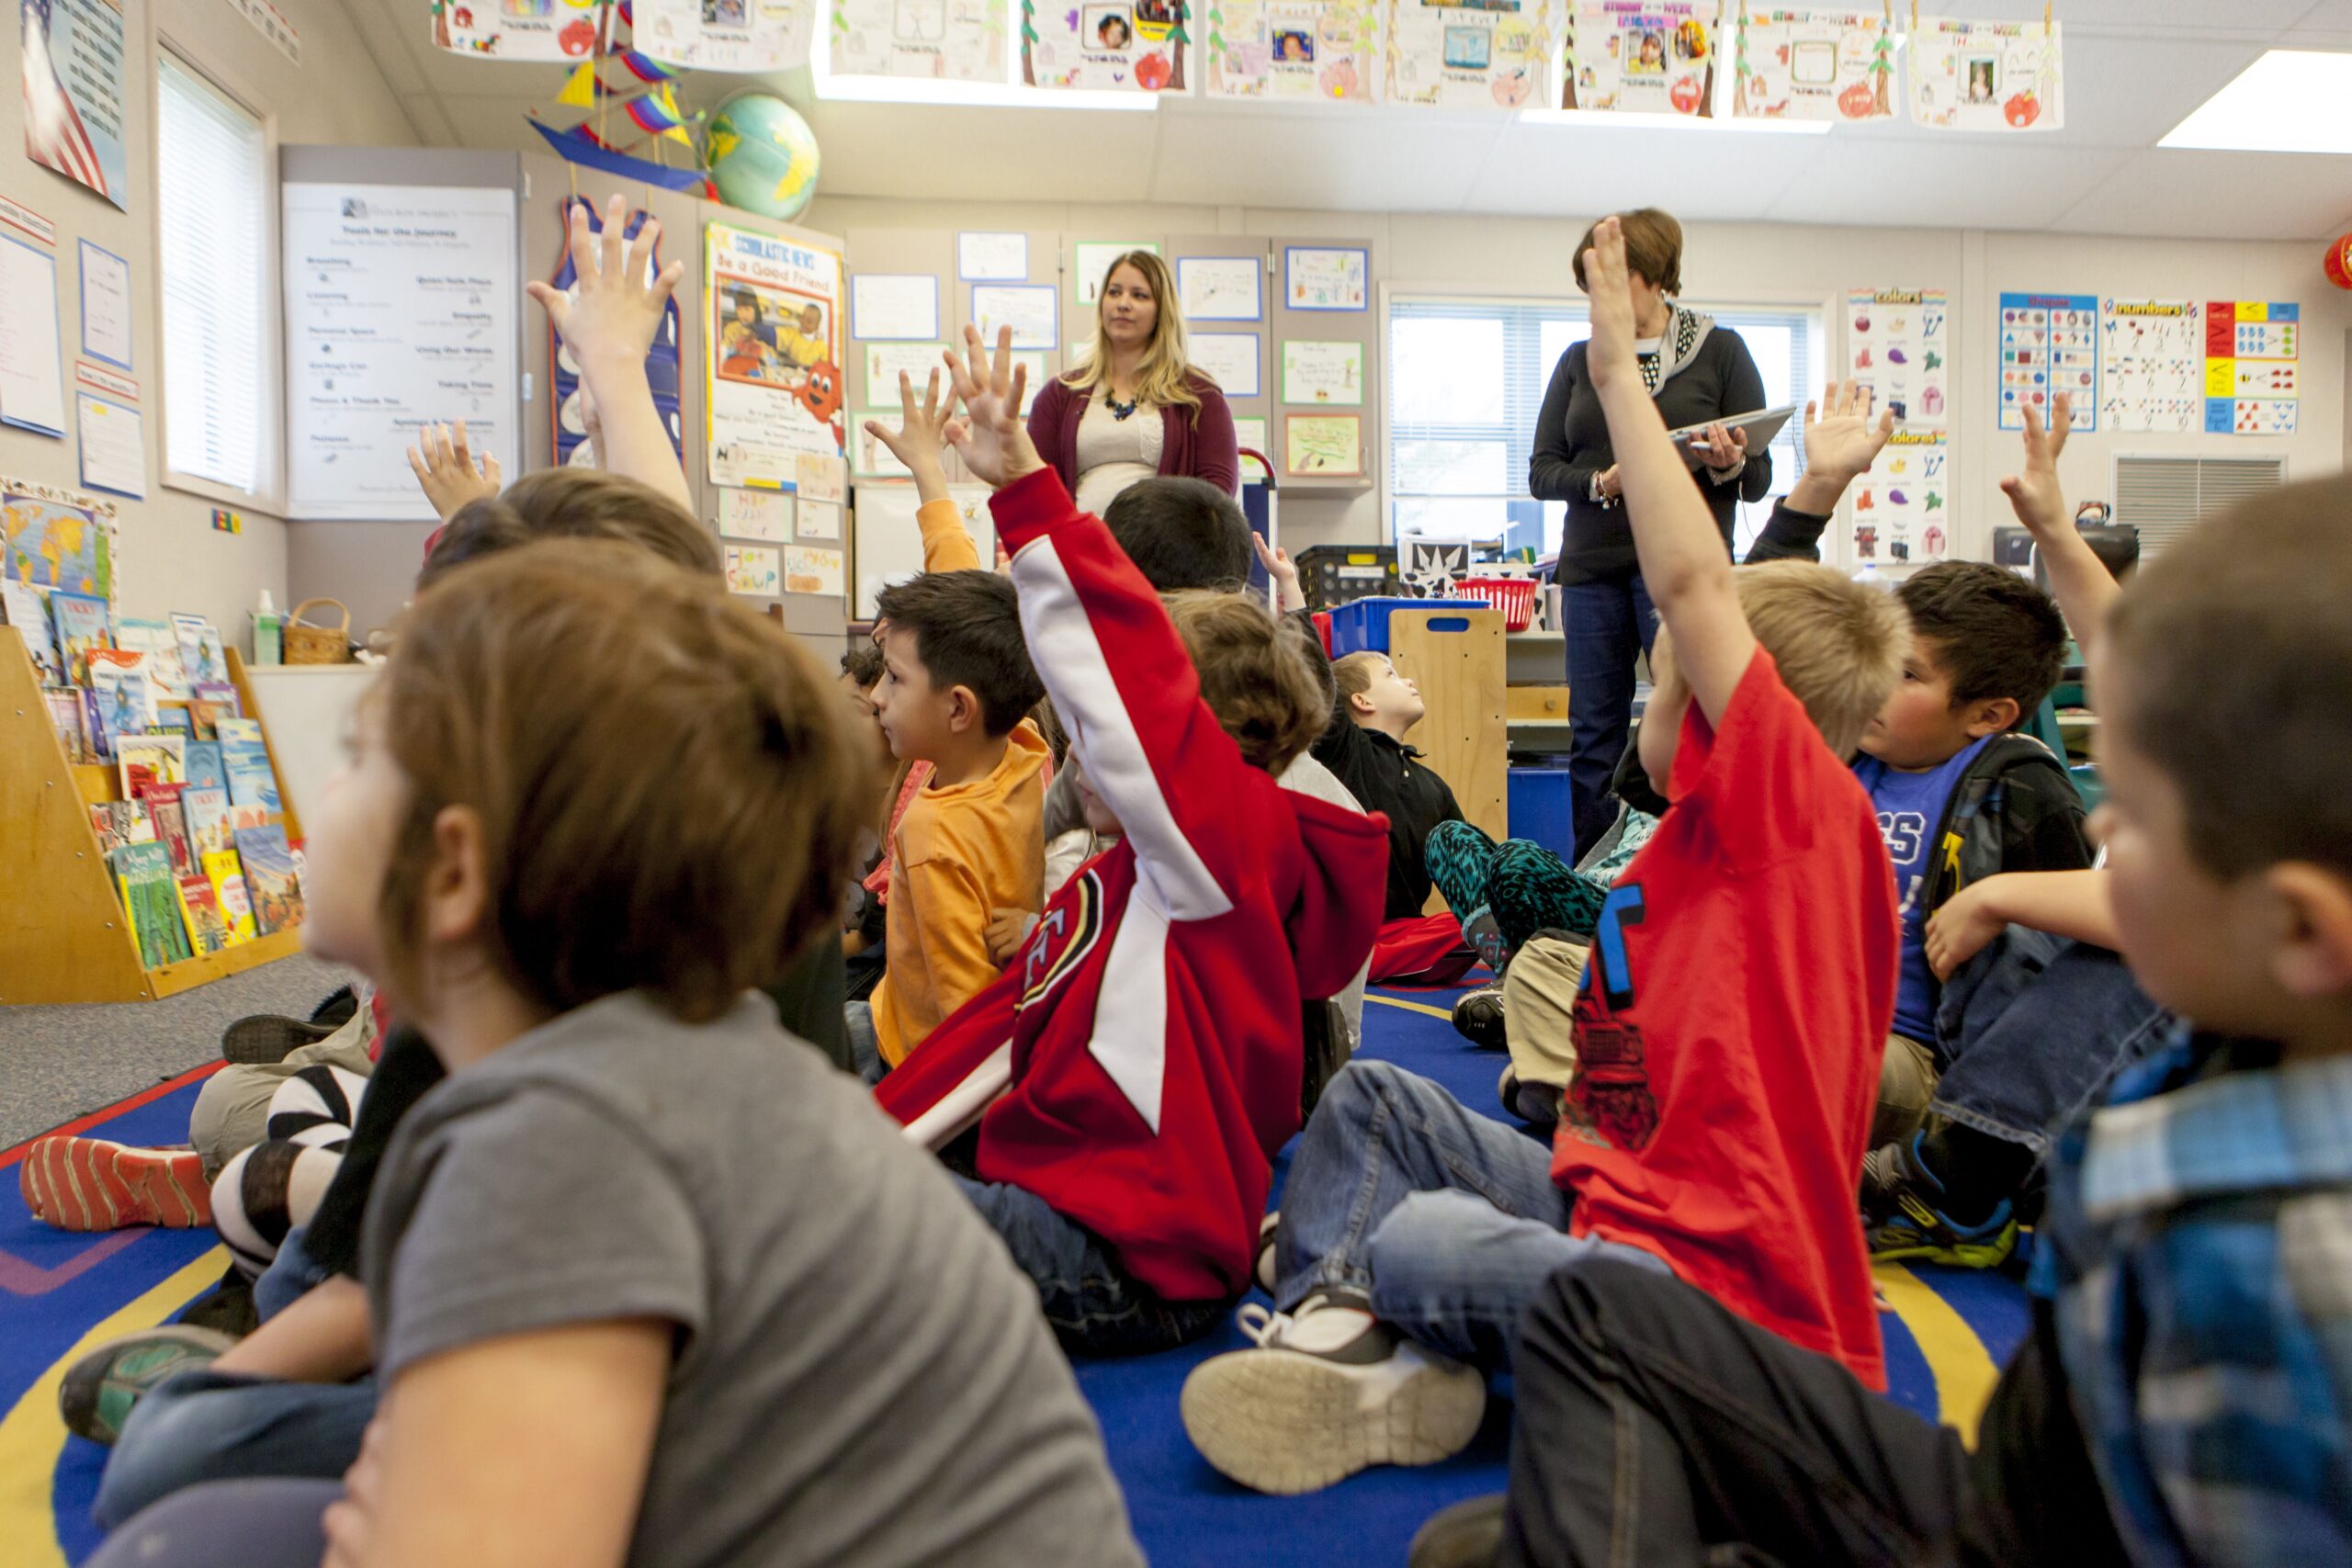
top-left (876, 468), bottom-right (1387, 1302)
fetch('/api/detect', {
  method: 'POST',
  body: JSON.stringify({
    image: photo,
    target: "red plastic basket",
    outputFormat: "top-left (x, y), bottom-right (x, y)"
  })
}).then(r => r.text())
top-left (1457, 577), bottom-right (1538, 632)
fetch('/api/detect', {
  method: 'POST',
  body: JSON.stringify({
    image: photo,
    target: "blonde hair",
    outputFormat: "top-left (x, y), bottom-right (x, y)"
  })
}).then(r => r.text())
top-left (1064, 250), bottom-right (1204, 419)
top-left (1656, 562), bottom-right (1906, 759)
top-left (1331, 651), bottom-right (1384, 707)
top-left (1164, 591), bottom-right (1327, 774)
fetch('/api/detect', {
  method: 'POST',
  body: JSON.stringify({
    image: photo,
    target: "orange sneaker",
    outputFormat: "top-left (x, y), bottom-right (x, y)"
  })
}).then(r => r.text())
top-left (18, 1137), bottom-right (213, 1231)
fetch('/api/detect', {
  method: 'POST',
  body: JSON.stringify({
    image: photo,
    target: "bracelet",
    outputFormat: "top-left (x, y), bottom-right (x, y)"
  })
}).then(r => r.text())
top-left (1705, 457), bottom-right (1747, 485)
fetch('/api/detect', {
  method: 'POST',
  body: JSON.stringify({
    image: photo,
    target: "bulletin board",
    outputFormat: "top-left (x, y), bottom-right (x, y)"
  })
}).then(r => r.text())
top-left (1271, 236), bottom-right (1378, 490)
top-left (1164, 235), bottom-right (1271, 476)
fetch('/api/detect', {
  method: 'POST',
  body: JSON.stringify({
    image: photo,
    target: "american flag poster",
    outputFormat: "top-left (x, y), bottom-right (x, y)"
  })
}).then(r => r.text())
top-left (21, 0), bottom-right (128, 210)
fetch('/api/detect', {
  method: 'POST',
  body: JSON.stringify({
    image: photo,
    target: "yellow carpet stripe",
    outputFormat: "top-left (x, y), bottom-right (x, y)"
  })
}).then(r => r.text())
top-left (1873, 1259), bottom-right (2001, 1446)
top-left (1366, 994), bottom-right (1456, 1022)
top-left (0, 1247), bottom-right (232, 1568)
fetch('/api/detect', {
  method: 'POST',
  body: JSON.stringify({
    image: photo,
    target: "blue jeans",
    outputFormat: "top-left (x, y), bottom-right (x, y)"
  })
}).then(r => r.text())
top-left (954, 1175), bottom-right (1230, 1357)
top-left (1561, 572), bottom-right (1660, 862)
top-left (846, 998), bottom-right (886, 1086)
top-left (86, 1478), bottom-right (337, 1568)
top-left (95, 1226), bottom-right (376, 1530)
top-left (1931, 928), bottom-right (2174, 1156)
top-left (1274, 1059), bottom-right (1665, 1375)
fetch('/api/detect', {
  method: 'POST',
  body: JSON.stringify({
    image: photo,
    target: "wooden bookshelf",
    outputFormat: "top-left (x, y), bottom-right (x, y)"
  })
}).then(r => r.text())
top-left (0, 626), bottom-right (305, 1007)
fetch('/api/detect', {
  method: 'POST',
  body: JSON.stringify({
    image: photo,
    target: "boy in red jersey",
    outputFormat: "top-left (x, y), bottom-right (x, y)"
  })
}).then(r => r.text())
top-left (875, 328), bottom-right (1388, 1355)
top-left (1179, 216), bottom-right (1909, 1494)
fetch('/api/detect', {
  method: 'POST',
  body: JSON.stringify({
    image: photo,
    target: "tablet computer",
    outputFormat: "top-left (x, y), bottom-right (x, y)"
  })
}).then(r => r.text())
top-left (1667, 403), bottom-right (1797, 451)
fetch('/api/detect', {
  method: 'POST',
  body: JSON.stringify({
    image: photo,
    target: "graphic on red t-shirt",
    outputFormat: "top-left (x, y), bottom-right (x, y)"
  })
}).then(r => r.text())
top-left (1563, 884), bottom-right (1657, 1151)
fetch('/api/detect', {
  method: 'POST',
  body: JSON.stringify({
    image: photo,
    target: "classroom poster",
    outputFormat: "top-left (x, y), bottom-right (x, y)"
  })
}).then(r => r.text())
top-left (1204, 0), bottom-right (1379, 102)
top-left (1561, 2), bottom-right (1721, 116)
top-left (1074, 240), bottom-right (1159, 306)
top-left (0, 234), bottom-right (66, 435)
top-left (1177, 255), bottom-right (1262, 320)
top-left (1, 473), bottom-right (115, 601)
top-left (718, 487), bottom-right (793, 540)
top-left (705, 221), bottom-right (844, 490)
top-left (1191, 333), bottom-right (1261, 397)
top-left (971, 283), bottom-right (1057, 348)
top-left (2099, 299), bottom-right (2201, 434)
top-left (1845, 288), bottom-right (1947, 427)
top-left (1997, 291), bottom-right (2096, 433)
top-left (283, 183), bottom-right (521, 521)
top-left (78, 240), bottom-right (131, 367)
top-left (2203, 300), bottom-right (2300, 436)
top-left (724, 543), bottom-right (783, 597)
top-left (1284, 245), bottom-right (1367, 310)
top-left (1282, 339), bottom-right (1363, 404)
top-left (1026, 0), bottom-right (1188, 92)
top-left (1846, 428), bottom-right (1947, 570)
top-left (548, 198), bottom-right (684, 471)
top-left (1727, 7), bottom-right (1893, 122)
top-left (1385, 0), bottom-right (1558, 109)
top-left (433, 0), bottom-right (611, 60)
top-left (1909, 17), bottom-right (2062, 132)
top-left (833, 0), bottom-right (1003, 79)
top-left (639, 0), bottom-right (813, 70)
top-left (21, 0), bottom-right (129, 209)
top-left (76, 392), bottom-right (144, 499)
top-left (785, 544), bottom-right (845, 596)
top-left (1285, 413), bottom-right (1361, 475)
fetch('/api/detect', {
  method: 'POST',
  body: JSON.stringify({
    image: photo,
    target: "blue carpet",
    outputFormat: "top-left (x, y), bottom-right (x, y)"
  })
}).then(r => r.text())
top-left (1, 993), bottom-right (2031, 1566)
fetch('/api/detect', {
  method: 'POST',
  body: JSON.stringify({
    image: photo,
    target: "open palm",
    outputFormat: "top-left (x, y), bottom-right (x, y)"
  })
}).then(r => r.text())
top-left (1802, 380), bottom-right (1895, 479)
top-left (944, 324), bottom-right (1045, 489)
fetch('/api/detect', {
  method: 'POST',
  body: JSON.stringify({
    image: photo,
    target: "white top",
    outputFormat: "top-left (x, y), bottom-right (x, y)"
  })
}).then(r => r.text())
top-left (1072, 389), bottom-right (1163, 517)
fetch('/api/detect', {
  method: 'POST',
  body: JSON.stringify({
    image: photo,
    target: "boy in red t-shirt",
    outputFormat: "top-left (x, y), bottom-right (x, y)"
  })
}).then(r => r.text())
top-left (1181, 216), bottom-right (1909, 1496)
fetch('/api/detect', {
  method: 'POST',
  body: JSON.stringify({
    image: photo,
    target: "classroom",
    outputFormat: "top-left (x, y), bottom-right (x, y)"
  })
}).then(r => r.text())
top-left (2, 3), bottom-right (2349, 1564)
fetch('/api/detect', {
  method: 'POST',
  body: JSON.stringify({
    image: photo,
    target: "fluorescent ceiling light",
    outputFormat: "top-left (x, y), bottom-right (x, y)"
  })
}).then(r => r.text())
top-left (1519, 108), bottom-right (1829, 134)
top-left (809, 48), bottom-right (1159, 112)
top-left (2160, 51), bottom-right (2352, 153)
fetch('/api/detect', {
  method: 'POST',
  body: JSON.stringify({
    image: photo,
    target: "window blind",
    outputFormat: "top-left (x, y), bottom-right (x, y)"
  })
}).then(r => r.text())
top-left (158, 53), bottom-right (271, 496)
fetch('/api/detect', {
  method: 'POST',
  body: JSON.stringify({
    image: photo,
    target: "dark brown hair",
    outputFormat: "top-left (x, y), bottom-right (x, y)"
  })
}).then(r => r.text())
top-left (873, 570), bottom-right (1044, 737)
top-left (1165, 592), bottom-right (1327, 774)
top-left (1898, 562), bottom-right (2068, 721)
top-left (376, 540), bottom-right (871, 1023)
top-left (1571, 208), bottom-right (1684, 296)
top-left (1103, 477), bottom-right (1253, 592)
top-left (421, 470), bottom-right (719, 590)
top-left (840, 641), bottom-right (886, 689)
top-left (2105, 476), bottom-right (2352, 879)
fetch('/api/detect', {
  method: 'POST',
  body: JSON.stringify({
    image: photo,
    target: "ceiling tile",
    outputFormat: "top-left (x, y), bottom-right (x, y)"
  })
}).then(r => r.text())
top-left (1762, 138), bottom-right (2131, 229)
top-left (1460, 119), bottom-right (1824, 220)
top-left (2055, 148), bottom-right (2352, 238)
top-left (1149, 104), bottom-right (1504, 211)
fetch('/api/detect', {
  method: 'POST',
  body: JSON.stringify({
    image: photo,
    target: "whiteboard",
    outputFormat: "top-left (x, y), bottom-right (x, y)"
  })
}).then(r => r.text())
top-left (244, 663), bottom-right (379, 832)
top-left (853, 483), bottom-right (997, 619)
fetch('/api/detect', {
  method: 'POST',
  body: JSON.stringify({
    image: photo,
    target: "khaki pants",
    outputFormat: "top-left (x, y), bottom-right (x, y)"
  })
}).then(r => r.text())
top-left (188, 1013), bottom-right (377, 1179)
top-left (1503, 932), bottom-right (1593, 1096)
top-left (1871, 1032), bottom-right (1939, 1153)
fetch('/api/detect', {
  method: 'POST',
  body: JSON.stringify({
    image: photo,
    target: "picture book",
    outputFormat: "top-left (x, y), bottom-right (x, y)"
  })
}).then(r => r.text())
top-left (225, 749), bottom-right (281, 813)
top-left (233, 825), bottom-right (303, 935)
top-left (117, 617), bottom-right (190, 700)
top-left (88, 802), bottom-right (123, 856)
top-left (85, 649), bottom-right (153, 762)
top-left (113, 841), bottom-right (194, 967)
top-left (182, 784), bottom-right (233, 858)
top-left (188, 680), bottom-right (241, 739)
top-left (3, 581), bottom-right (64, 682)
top-left (214, 716), bottom-right (264, 746)
top-left (184, 740), bottom-right (225, 793)
top-left (47, 589), bottom-right (111, 683)
top-left (118, 735), bottom-right (187, 797)
top-left (173, 613), bottom-right (229, 688)
top-left (177, 874), bottom-right (232, 955)
top-left (106, 798), bottom-right (154, 847)
top-left (201, 849), bottom-right (257, 944)
top-left (43, 686), bottom-right (86, 761)
top-left (148, 789), bottom-right (195, 877)
top-left (229, 801), bottom-right (276, 832)
top-left (153, 706), bottom-right (195, 738)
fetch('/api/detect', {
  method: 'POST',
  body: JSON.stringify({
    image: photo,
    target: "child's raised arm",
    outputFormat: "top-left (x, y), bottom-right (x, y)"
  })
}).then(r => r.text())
top-left (865, 368), bottom-right (979, 572)
top-left (1582, 217), bottom-right (1755, 726)
top-left (2000, 392), bottom-right (2119, 650)
top-left (526, 195), bottom-right (690, 513)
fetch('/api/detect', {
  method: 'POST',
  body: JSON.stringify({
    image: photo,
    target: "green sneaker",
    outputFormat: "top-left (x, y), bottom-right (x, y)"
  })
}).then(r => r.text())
top-left (1867, 1190), bottom-right (2018, 1269)
top-left (60, 1325), bottom-right (236, 1444)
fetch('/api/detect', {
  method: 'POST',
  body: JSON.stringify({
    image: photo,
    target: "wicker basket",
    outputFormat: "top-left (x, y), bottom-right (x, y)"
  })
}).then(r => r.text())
top-left (283, 599), bottom-right (353, 665)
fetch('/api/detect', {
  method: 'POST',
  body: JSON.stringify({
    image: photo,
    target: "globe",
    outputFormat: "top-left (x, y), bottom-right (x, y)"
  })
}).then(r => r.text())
top-left (706, 94), bottom-right (820, 222)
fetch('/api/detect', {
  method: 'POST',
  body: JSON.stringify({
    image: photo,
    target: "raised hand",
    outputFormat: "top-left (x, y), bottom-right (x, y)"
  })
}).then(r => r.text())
top-left (1580, 217), bottom-right (1642, 392)
top-left (1253, 533), bottom-right (1304, 613)
top-left (1999, 391), bottom-right (2072, 536)
top-left (943, 324), bottom-right (1045, 491)
top-left (1801, 379), bottom-right (1894, 482)
top-left (525, 195), bottom-right (684, 376)
top-left (861, 368), bottom-right (959, 484)
top-left (404, 420), bottom-right (503, 521)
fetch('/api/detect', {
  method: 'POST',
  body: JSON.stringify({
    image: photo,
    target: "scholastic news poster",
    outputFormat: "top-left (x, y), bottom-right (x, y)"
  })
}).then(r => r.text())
top-left (705, 221), bottom-right (844, 491)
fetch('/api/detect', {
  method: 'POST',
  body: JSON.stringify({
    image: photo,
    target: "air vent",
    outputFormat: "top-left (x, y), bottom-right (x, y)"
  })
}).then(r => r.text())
top-left (2111, 455), bottom-right (2288, 558)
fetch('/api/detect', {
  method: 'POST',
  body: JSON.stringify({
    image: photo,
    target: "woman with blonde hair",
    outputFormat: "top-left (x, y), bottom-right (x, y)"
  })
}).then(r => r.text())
top-left (1026, 249), bottom-right (1240, 510)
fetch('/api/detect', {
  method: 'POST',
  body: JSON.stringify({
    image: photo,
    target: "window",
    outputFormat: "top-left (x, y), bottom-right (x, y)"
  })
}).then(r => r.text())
top-left (2111, 454), bottom-right (2286, 559)
top-left (157, 51), bottom-right (275, 500)
top-left (1387, 295), bottom-right (1821, 559)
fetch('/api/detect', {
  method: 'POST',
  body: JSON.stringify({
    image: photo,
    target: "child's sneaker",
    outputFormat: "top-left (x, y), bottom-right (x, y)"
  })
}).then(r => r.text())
top-left (1180, 1292), bottom-right (1486, 1494)
top-left (1408, 1494), bottom-right (1507, 1568)
top-left (1451, 984), bottom-right (1507, 1050)
top-left (19, 1138), bottom-right (212, 1231)
top-left (58, 1324), bottom-right (236, 1443)
top-left (1254, 1211), bottom-right (1280, 1296)
top-left (1864, 1135), bottom-right (2018, 1269)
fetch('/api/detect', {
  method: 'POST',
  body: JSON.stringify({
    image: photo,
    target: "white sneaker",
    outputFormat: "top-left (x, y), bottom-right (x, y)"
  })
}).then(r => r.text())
top-left (1180, 1294), bottom-right (1487, 1495)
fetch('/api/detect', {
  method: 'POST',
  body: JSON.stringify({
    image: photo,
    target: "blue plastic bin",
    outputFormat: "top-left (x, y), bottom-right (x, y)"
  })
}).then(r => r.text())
top-left (1327, 596), bottom-right (1491, 657)
top-left (1508, 766), bottom-right (1576, 863)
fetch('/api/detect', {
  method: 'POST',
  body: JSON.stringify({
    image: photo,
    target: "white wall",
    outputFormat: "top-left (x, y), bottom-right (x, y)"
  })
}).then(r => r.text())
top-left (805, 194), bottom-right (2352, 559)
top-left (0, 0), bottom-right (413, 640)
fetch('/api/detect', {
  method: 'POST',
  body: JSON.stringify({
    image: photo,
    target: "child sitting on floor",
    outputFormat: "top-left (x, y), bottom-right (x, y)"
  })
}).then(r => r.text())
top-left (874, 327), bottom-right (1388, 1358)
top-left (1177, 218), bottom-right (1907, 1494)
top-left (89, 540), bottom-right (1141, 1568)
top-left (1317, 651), bottom-right (1464, 925)
top-left (1430, 469), bottom-right (2352, 1568)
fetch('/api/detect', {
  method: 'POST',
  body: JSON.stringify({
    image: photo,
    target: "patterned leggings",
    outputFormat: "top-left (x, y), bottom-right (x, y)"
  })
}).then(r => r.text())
top-left (1424, 821), bottom-right (1609, 971)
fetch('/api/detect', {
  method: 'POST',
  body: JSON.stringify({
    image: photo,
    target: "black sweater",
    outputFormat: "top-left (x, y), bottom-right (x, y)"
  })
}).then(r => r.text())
top-left (1312, 718), bottom-right (1463, 922)
top-left (1530, 331), bottom-right (1774, 584)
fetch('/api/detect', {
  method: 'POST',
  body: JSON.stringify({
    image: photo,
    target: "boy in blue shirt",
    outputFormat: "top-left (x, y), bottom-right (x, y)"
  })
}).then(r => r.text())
top-left (1851, 560), bottom-right (2087, 1265)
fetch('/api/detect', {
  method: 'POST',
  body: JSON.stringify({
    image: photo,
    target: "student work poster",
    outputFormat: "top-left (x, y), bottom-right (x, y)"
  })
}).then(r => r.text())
top-left (637, 0), bottom-right (813, 71)
top-left (1204, 0), bottom-right (1378, 103)
top-left (834, 0), bottom-right (1003, 81)
top-left (1026, 0), bottom-right (1188, 92)
top-left (1561, 2), bottom-right (1720, 117)
top-left (1386, 0), bottom-right (1559, 110)
top-left (21, 0), bottom-right (129, 209)
top-left (706, 221), bottom-right (843, 491)
top-left (434, 0), bottom-right (611, 60)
